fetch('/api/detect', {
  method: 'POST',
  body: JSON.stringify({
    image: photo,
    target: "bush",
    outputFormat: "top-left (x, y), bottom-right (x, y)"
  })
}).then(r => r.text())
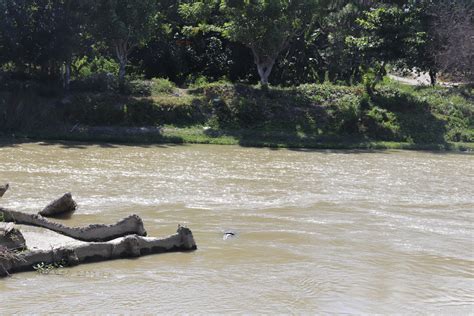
top-left (124, 80), bottom-right (153, 96)
top-left (120, 78), bottom-right (176, 97)
top-left (188, 75), bottom-right (210, 89)
top-left (363, 106), bottom-right (401, 140)
top-left (73, 56), bottom-right (119, 79)
top-left (124, 95), bottom-right (203, 126)
top-left (327, 94), bottom-right (361, 134)
top-left (151, 78), bottom-right (176, 95)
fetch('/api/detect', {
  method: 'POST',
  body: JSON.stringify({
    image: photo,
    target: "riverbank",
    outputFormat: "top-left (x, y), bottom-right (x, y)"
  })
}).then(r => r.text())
top-left (2, 128), bottom-right (473, 152)
top-left (1, 79), bottom-right (472, 151)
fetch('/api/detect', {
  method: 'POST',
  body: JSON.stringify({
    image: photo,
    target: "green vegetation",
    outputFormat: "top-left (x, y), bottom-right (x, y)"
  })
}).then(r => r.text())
top-left (1, 78), bottom-right (472, 151)
top-left (0, 1), bottom-right (472, 150)
top-left (33, 260), bottom-right (67, 274)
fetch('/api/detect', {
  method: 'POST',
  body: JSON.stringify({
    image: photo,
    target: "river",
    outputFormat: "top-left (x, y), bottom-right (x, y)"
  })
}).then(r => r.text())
top-left (0, 142), bottom-right (472, 314)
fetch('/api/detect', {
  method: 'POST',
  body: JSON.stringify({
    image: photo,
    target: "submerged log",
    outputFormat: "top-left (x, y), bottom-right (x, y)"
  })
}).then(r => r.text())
top-left (0, 207), bottom-right (147, 242)
top-left (39, 193), bottom-right (77, 218)
top-left (0, 226), bottom-right (197, 277)
top-left (0, 223), bottom-right (26, 251)
top-left (0, 183), bottom-right (9, 198)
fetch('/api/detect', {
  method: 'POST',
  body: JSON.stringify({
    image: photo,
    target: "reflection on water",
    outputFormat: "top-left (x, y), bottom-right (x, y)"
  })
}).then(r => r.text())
top-left (0, 142), bottom-right (473, 313)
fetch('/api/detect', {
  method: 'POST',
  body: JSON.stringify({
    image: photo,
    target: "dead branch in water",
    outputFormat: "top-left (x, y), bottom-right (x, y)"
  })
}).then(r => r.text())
top-left (0, 207), bottom-right (147, 242)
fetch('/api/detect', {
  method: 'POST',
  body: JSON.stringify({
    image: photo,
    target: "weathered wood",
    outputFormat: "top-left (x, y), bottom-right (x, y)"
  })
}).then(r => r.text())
top-left (0, 207), bottom-right (147, 242)
top-left (0, 226), bottom-right (197, 277)
top-left (39, 192), bottom-right (77, 217)
top-left (0, 183), bottom-right (9, 198)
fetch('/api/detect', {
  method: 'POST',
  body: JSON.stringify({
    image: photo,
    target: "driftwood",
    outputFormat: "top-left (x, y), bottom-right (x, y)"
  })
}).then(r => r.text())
top-left (0, 226), bottom-right (197, 277)
top-left (0, 183), bottom-right (9, 198)
top-left (39, 193), bottom-right (77, 218)
top-left (0, 207), bottom-right (147, 242)
top-left (0, 188), bottom-right (197, 277)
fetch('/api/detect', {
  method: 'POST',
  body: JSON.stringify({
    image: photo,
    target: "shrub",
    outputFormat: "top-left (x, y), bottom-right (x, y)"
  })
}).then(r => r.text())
top-left (188, 75), bottom-right (210, 89)
top-left (124, 80), bottom-right (153, 96)
top-left (119, 78), bottom-right (176, 96)
top-left (125, 95), bottom-right (203, 126)
top-left (363, 106), bottom-right (401, 140)
top-left (151, 78), bottom-right (176, 95)
top-left (73, 56), bottom-right (119, 79)
top-left (325, 94), bottom-right (361, 134)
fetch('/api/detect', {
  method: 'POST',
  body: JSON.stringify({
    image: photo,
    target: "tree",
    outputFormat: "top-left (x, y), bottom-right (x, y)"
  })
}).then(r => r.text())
top-left (0, 0), bottom-right (37, 74)
top-left (0, 0), bottom-right (92, 87)
top-left (317, 2), bottom-right (369, 84)
top-left (91, 0), bottom-right (159, 87)
top-left (429, 0), bottom-right (473, 82)
top-left (180, 0), bottom-right (320, 85)
top-left (54, 0), bottom-right (93, 89)
top-left (347, 4), bottom-right (430, 92)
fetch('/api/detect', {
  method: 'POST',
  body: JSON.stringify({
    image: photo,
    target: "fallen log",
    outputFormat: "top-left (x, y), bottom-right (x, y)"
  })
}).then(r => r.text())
top-left (0, 226), bottom-right (197, 277)
top-left (39, 192), bottom-right (77, 218)
top-left (0, 207), bottom-right (147, 242)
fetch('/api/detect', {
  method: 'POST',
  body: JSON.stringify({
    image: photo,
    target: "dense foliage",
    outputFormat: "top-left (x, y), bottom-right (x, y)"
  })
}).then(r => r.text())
top-left (1, 77), bottom-right (472, 146)
top-left (0, 0), bottom-right (472, 149)
top-left (1, 0), bottom-right (472, 86)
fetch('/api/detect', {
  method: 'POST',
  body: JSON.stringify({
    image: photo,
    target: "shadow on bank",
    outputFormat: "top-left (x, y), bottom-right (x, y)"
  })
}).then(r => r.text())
top-left (0, 127), bottom-right (187, 150)
top-left (0, 82), bottom-right (472, 151)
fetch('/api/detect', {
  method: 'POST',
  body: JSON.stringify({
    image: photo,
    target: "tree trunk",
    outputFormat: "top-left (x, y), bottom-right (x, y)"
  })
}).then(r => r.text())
top-left (118, 58), bottom-right (126, 86)
top-left (367, 62), bottom-right (387, 96)
top-left (0, 226), bottom-right (196, 277)
top-left (63, 60), bottom-right (71, 91)
top-left (250, 46), bottom-right (276, 86)
top-left (115, 41), bottom-right (129, 90)
top-left (0, 207), bottom-right (147, 242)
top-left (256, 61), bottom-right (275, 86)
top-left (429, 69), bottom-right (437, 86)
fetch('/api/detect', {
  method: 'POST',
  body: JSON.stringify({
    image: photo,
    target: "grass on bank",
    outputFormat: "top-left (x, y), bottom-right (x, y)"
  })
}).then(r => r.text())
top-left (0, 76), bottom-right (472, 151)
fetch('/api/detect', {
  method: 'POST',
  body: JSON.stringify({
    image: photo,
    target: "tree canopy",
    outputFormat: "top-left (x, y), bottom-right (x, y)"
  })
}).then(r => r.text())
top-left (0, 0), bottom-right (471, 87)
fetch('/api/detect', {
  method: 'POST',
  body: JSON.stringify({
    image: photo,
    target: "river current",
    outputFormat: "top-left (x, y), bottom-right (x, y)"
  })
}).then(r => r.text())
top-left (0, 142), bottom-right (472, 313)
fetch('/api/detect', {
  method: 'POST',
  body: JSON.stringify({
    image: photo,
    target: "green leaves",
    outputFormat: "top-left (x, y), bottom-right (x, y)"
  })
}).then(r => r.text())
top-left (92, 0), bottom-right (159, 46)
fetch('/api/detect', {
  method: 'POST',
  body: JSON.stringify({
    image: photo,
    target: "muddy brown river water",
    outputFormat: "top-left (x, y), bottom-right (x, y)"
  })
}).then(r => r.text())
top-left (0, 142), bottom-right (472, 314)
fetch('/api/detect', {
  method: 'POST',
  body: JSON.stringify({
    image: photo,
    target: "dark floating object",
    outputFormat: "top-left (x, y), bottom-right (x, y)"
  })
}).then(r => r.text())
top-left (0, 183), bottom-right (9, 198)
top-left (223, 231), bottom-right (236, 240)
top-left (39, 192), bottom-right (77, 218)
